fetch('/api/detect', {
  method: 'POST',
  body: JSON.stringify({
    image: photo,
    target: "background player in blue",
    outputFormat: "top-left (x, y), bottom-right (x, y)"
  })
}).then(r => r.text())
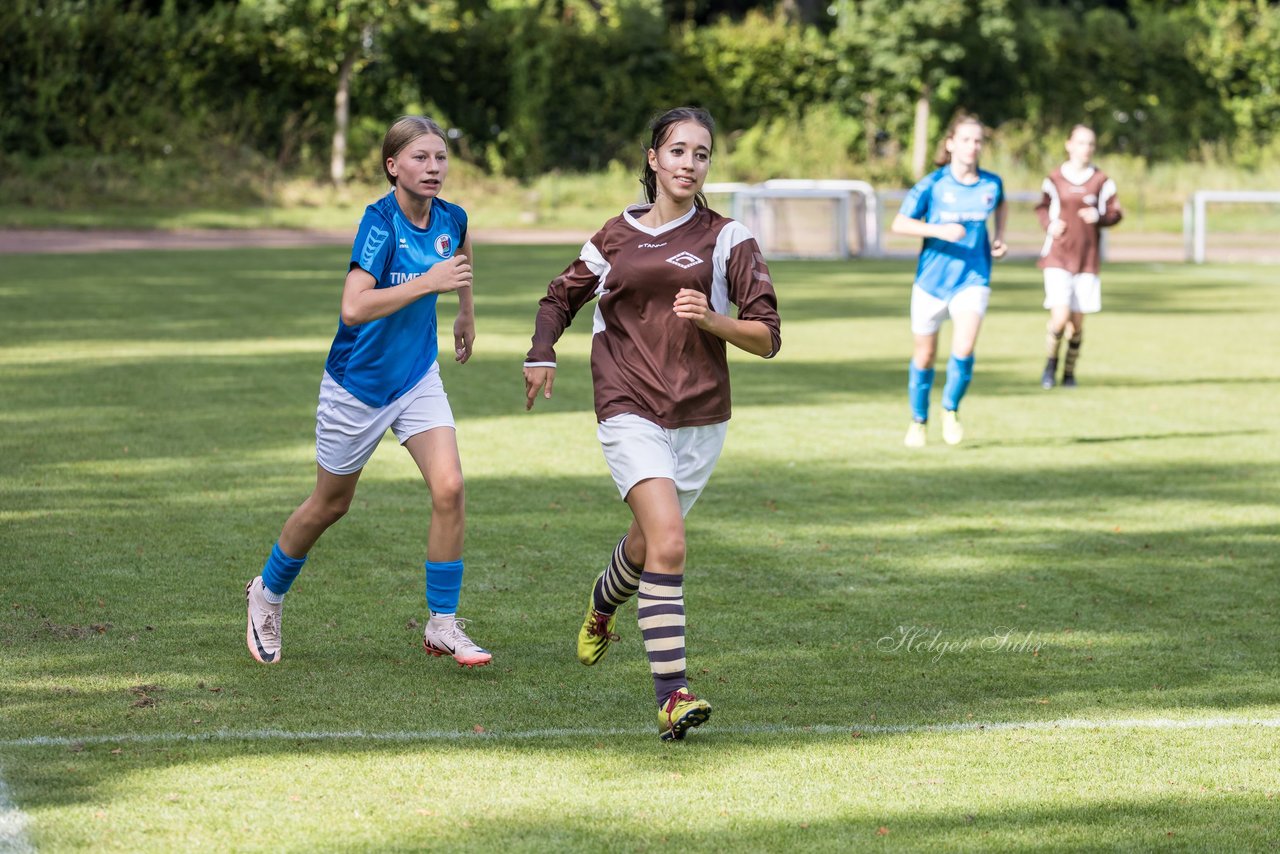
top-left (892, 114), bottom-right (1007, 448)
top-left (244, 116), bottom-right (493, 668)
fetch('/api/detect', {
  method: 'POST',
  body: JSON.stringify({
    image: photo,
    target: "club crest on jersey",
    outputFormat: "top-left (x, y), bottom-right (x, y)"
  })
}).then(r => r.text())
top-left (435, 234), bottom-right (453, 257)
top-left (943, 191), bottom-right (957, 204)
top-left (1084, 194), bottom-right (1098, 205)
top-left (666, 251), bottom-right (703, 269)
top-left (983, 193), bottom-right (994, 206)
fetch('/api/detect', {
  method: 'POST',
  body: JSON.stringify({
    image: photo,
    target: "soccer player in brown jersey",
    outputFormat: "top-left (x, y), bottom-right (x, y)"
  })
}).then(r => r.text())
top-left (1035, 125), bottom-right (1122, 388)
top-left (523, 107), bottom-right (781, 741)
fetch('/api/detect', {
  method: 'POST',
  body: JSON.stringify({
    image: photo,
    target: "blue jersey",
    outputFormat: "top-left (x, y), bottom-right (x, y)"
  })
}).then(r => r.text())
top-left (325, 192), bottom-right (468, 408)
top-left (899, 167), bottom-right (1004, 299)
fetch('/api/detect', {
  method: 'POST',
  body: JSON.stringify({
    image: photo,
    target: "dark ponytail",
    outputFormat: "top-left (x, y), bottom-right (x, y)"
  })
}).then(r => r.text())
top-left (640, 106), bottom-right (716, 208)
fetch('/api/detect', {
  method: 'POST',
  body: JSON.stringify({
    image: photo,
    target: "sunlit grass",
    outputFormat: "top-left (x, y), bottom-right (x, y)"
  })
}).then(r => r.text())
top-left (1, 247), bottom-right (1278, 850)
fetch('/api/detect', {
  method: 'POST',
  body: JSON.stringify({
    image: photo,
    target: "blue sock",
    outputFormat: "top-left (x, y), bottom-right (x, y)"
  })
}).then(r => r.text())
top-left (425, 559), bottom-right (464, 615)
top-left (942, 353), bottom-right (976, 412)
top-left (261, 543), bottom-right (306, 598)
top-left (908, 361), bottom-right (934, 423)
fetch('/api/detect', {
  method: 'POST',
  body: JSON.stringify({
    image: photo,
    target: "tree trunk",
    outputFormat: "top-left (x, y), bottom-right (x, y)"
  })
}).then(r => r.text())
top-left (911, 85), bottom-right (932, 180)
top-left (330, 46), bottom-right (359, 187)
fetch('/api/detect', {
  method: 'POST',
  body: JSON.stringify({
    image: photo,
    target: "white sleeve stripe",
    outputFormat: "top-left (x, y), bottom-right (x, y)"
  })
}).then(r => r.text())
top-left (522, 361), bottom-right (556, 368)
top-left (578, 238), bottom-right (612, 336)
top-left (580, 239), bottom-right (608, 278)
top-left (1042, 178), bottom-right (1061, 224)
top-left (711, 221), bottom-right (753, 316)
top-left (1099, 179), bottom-right (1117, 214)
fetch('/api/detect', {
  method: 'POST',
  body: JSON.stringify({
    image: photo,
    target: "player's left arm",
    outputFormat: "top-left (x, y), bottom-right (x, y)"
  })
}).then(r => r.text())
top-left (991, 199), bottom-right (1009, 259)
top-left (453, 234), bottom-right (476, 363)
top-left (675, 236), bottom-right (780, 359)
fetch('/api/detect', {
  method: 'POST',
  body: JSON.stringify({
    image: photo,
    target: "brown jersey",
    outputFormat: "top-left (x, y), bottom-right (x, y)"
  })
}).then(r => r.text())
top-left (526, 204), bottom-right (781, 429)
top-left (1035, 165), bottom-right (1122, 274)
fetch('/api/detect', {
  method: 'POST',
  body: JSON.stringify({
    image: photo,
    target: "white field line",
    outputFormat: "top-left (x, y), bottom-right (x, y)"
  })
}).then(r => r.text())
top-left (2, 717), bottom-right (1279, 749)
top-left (0, 772), bottom-right (35, 854)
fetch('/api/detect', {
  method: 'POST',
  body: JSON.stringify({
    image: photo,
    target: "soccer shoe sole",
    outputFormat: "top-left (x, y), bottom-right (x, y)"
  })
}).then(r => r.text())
top-left (423, 637), bottom-right (492, 668)
top-left (661, 704), bottom-right (712, 742)
top-left (245, 579), bottom-right (280, 665)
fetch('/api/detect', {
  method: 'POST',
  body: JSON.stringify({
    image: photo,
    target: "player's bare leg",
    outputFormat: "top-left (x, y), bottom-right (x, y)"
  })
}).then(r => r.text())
top-left (405, 428), bottom-right (491, 667)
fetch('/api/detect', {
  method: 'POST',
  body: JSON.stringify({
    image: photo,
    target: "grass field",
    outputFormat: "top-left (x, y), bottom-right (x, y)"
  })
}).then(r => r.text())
top-left (1, 246), bottom-right (1278, 851)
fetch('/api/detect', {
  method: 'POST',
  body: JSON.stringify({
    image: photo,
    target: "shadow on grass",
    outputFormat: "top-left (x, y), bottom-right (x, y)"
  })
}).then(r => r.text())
top-left (10, 344), bottom-right (1245, 449)
top-left (2, 454), bottom-right (1277, 740)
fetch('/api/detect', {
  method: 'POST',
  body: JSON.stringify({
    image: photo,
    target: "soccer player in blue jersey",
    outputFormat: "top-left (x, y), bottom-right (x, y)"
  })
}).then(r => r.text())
top-left (892, 114), bottom-right (1007, 448)
top-left (245, 116), bottom-right (492, 667)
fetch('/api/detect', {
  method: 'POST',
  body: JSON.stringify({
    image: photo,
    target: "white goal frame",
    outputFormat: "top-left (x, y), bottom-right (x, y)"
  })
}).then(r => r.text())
top-left (1184, 190), bottom-right (1280, 263)
top-left (704, 179), bottom-right (881, 259)
top-left (706, 181), bottom-right (1043, 260)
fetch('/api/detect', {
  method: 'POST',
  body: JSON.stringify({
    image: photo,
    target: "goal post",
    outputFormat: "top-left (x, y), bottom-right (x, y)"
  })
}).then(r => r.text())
top-left (704, 179), bottom-right (882, 259)
top-left (1184, 190), bottom-right (1280, 264)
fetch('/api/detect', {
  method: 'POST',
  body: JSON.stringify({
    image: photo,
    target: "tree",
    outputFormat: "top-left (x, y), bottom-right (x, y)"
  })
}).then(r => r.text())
top-left (1187, 0), bottom-right (1280, 160)
top-left (236, 0), bottom-right (401, 185)
top-left (833, 0), bottom-right (1018, 177)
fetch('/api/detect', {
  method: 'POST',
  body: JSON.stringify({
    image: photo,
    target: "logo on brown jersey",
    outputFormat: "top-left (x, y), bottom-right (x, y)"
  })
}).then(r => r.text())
top-left (666, 251), bottom-right (704, 269)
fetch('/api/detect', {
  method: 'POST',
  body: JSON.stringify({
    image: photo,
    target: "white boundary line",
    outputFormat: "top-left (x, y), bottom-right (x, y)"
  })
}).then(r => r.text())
top-left (0, 772), bottom-right (35, 854)
top-left (3, 717), bottom-right (1279, 749)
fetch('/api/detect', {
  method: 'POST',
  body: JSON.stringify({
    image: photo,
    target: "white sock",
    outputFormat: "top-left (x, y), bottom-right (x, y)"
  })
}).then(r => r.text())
top-left (262, 587), bottom-right (284, 605)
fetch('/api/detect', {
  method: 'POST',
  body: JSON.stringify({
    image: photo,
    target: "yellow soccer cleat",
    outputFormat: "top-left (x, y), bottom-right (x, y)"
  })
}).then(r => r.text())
top-left (904, 420), bottom-right (927, 449)
top-left (577, 598), bottom-right (619, 666)
top-left (942, 409), bottom-right (964, 445)
top-left (658, 688), bottom-right (711, 741)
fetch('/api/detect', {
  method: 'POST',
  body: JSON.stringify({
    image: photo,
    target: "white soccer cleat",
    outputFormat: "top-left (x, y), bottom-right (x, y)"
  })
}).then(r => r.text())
top-left (904, 421), bottom-right (927, 449)
top-left (942, 410), bottom-right (964, 445)
top-left (424, 615), bottom-right (492, 668)
top-left (245, 576), bottom-right (283, 664)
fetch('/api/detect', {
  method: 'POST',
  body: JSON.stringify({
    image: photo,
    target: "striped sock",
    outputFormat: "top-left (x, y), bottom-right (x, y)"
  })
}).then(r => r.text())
top-left (1046, 324), bottom-right (1064, 360)
top-left (1064, 332), bottom-right (1083, 377)
top-left (637, 571), bottom-right (687, 706)
top-left (591, 536), bottom-right (643, 616)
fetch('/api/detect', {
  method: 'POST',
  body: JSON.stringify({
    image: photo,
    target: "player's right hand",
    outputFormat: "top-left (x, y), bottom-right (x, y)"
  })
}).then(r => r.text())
top-left (1049, 218), bottom-right (1067, 238)
top-left (936, 223), bottom-right (968, 243)
top-left (524, 366), bottom-right (555, 411)
top-left (427, 254), bottom-right (473, 293)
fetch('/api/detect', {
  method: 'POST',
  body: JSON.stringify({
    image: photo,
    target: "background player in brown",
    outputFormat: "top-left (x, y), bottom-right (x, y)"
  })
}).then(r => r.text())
top-left (1035, 125), bottom-right (1123, 389)
top-left (523, 106), bottom-right (781, 741)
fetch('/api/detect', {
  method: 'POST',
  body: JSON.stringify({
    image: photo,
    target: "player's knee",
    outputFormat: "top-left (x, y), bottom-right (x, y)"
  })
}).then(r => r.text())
top-left (311, 495), bottom-right (352, 526)
top-left (430, 473), bottom-right (466, 515)
top-left (646, 528), bottom-right (686, 570)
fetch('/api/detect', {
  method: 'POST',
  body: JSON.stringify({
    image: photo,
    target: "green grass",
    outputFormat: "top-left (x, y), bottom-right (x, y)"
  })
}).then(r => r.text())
top-left (1, 247), bottom-right (1279, 851)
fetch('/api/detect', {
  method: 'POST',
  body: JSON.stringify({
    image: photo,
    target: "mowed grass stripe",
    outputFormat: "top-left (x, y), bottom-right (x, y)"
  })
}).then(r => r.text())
top-left (4, 714), bottom-right (1280, 749)
top-left (1, 247), bottom-right (1278, 850)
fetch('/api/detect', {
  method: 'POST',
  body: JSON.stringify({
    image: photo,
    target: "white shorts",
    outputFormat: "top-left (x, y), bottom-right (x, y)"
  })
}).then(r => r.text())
top-left (1043, 268), bottom-right (1102, 313)
top-left (315, 363), bottom-right (454, 475)
top-left (596, 413), bottom-right (728, 517)
top-left (910, 284), bottom-right (991, 335)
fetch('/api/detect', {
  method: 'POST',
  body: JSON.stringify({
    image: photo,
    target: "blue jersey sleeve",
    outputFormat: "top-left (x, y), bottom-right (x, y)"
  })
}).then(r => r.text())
top-left (899, 172), bottom-right (938, 221)
top-left (350, 209), bottom-right (394, 280)
top-left (454, 205), bottom-right (468, 245)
